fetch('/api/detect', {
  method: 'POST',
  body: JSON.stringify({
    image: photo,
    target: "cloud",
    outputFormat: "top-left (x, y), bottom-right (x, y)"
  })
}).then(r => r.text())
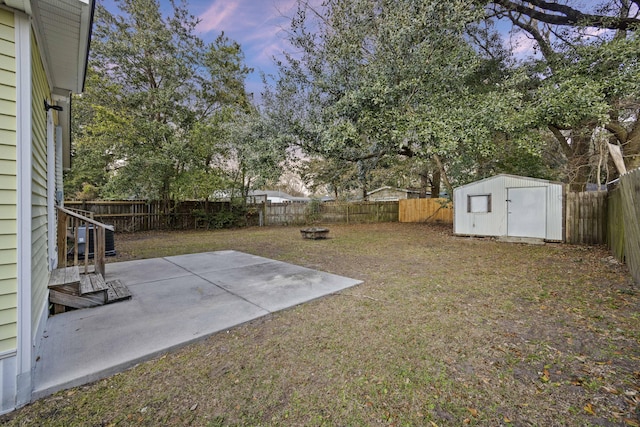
top-left (197, 1), bottom-right (241, 34)
top-left (192, 0), bottom-right (324, 94)
top-left (509, 32), bottom-right (537, 55)
top-left (196, 1), bottom-right (299, 69)
top-left (503, 31), bottom-right (542, 60)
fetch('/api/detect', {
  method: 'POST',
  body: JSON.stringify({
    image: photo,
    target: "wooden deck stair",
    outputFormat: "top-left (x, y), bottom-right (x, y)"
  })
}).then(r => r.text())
top-left (49, 266), bottom-right (132, 314)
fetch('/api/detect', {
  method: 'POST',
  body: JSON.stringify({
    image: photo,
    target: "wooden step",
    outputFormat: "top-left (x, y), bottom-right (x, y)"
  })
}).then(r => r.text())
top-left (79, 273), bottom-right (108, 295)
top-left (50, 271), bottom-right (108, 313)
top-left (48, 266), bottom-right (80, 288)
top-left (49, 287), bottom-right (106, 310)
top-left (105, 279), bottom-right (132, 303)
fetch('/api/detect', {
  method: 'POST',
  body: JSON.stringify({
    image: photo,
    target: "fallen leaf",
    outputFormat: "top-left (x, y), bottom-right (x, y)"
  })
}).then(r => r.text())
top-left (468, 407), bottom-right (479, 417)
top-left (584, 403), bottom-right (596, 416)
top-left (540, 369), bottom-right (550, 383)
top-left (190, 403), bottom-right (198, 411)
top-left (429, 422), bottom-right (439, 427)
top-left (504, 415), bottom-right (512, 423)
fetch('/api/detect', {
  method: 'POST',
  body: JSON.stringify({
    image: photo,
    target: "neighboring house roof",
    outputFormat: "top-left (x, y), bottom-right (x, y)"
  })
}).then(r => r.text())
top-left (248, 190), bottom-right (310, 203)
top-left (367, 186), bottom-right (423, 196)
top-left (366, 186), bottom-right (426, 201)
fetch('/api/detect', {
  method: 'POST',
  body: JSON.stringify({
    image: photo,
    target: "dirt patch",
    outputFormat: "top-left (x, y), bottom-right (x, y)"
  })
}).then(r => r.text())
top-left (4, 223), bottom-right (639, 426)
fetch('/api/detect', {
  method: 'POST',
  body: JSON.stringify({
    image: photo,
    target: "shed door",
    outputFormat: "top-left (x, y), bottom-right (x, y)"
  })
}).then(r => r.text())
top-left (507, 187), bottom-right (546, 238)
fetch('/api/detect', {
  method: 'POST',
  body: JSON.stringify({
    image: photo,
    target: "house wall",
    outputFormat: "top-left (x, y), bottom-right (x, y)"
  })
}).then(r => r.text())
top-left (368, 188), bottom-right (421, 201)
top-left (368, 188), bottom-right (408, 201)
top-left (454, 175), bottom-right (563, 240)
top-left (0, 8), bottom-right (17, 355)
top-left (30, 31), bottom-right (50, 337)
top-left (0, 7), bottom-right (18, 413)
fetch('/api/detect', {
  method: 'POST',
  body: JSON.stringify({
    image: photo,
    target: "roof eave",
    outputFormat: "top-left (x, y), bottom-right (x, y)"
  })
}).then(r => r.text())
top-left (30, 0), bottom-right (95, 95)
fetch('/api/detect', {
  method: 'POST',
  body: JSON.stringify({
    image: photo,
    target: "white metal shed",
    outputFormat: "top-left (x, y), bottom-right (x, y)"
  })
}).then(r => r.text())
top-left (453, 174), bottom-right (564, 241)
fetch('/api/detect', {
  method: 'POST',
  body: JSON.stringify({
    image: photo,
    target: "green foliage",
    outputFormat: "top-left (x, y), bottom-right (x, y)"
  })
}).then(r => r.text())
top-left (262, 0), bottom-right (640, 192)
top-left (68, 0), bottom-right (255, 201)
top-left (304, 199), bottom-right (323, 224)
top-left (264, 0), bottom-right (551, 194)
top-left (193, 205), bottom-right (246, 229)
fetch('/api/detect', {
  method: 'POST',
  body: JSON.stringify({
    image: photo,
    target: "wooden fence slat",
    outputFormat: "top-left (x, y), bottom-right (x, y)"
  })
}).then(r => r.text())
top-left (564, 191), bottom-right (607, 245)
top-left (398, 198), bottom-right (453, 223)
top-left (618, 169), bottom-right (640, 284)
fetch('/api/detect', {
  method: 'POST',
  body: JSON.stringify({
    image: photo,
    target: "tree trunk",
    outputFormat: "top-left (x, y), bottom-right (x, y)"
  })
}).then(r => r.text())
top-left (567, 132), bottom-right (592, 192)
top-left (624, 121), bottom-right (640, 170)
top-left (432, 154), bottom-right (453, 199)
top-left (418, 169), bottom-right (429, 198)
top-left (430, 169), bottom-right (441, 198)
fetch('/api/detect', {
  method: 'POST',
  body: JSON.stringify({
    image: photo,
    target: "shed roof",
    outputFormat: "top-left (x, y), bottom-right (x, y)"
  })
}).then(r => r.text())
top-left (454, 174), bottom-right (562, 192)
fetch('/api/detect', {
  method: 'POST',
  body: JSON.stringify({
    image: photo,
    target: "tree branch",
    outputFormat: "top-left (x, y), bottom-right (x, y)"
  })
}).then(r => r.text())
top-left (432, 153), bottom-right (453, 198)
top-left (506, 12), bottom-right (555, 61)
top-left (548, 125), bottom-right (572, 158)
top-left (493, 0), bottom-right (640, 30)
top-left (604, 120), bottom-right (629, 144)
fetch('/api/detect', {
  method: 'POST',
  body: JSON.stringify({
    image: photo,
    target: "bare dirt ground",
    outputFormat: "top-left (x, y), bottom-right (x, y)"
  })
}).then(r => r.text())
top-left (3, 223), bottom-right (639, 426)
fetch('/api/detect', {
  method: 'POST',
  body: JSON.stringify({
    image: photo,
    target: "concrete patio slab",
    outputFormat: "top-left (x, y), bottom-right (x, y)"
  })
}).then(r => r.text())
top-left (201, 261), bottom-right (357, 312)
top-left (32, 251), bottom-right (362, 400)
top-left (165, 250), bottom-right (269, 275)
top-left (104, 257), bottom-right (192, 286)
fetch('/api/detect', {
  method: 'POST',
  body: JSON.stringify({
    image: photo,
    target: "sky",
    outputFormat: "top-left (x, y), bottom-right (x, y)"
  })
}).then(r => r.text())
top-left (189, 0), bottom-right (302, 97)
top-left (100, 0), bottom-right (615, 100)
top-left (101, 0), bottom-right (304, 98)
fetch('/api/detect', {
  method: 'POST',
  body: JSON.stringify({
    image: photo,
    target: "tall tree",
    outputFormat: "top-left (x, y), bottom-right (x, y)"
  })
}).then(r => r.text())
top-left (486, 0), bottom-right (640, 189)
top-left (69, 0), bottom-right (252, 200)
top-left (264, 0), bottom-right (547, 197)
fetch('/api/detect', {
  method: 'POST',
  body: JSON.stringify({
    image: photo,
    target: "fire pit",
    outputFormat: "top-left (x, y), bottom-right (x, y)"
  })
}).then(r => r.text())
top-left (300, 227), bottom-right (329, 240)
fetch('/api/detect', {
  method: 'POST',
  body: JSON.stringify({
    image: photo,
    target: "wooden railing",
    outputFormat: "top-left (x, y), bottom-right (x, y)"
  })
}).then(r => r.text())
top-left (56, 206), bottom-right (114, 277)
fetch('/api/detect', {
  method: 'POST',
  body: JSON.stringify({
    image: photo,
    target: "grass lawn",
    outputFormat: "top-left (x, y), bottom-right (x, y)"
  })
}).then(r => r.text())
top-left (3, 223), bottom-right (639, 426)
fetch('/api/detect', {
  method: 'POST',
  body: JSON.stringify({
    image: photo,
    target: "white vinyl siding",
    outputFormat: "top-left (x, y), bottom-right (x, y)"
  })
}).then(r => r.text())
top-left (30, 31), bottom-right (50, 334)
top-left (0, 9), bottom-right (17, 353)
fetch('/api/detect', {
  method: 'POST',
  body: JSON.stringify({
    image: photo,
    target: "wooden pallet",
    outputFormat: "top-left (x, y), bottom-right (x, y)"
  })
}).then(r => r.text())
top-left (106, 279), bottom-right (132, 303)
top-left (49, 267), bottom-right (132, 314)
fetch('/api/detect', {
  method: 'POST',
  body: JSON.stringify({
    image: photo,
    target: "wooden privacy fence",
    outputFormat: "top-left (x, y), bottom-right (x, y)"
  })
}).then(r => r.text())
top-left (608, 168), bottom-right (640, 284)
top-left (565, 168), bottom-right (640, 284)
top-left (64, 200), bottom-right (400, 230)
top-left (564, 191), bottom-right (608, 245)
top-left (321, 201), bottom-right (398, 224)
top-left (398, 198), bottom-right (453, 223)
top-left (264, 201), bottom-right (399, 225)
top-left (64, 200), bottom-right (237, 232)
